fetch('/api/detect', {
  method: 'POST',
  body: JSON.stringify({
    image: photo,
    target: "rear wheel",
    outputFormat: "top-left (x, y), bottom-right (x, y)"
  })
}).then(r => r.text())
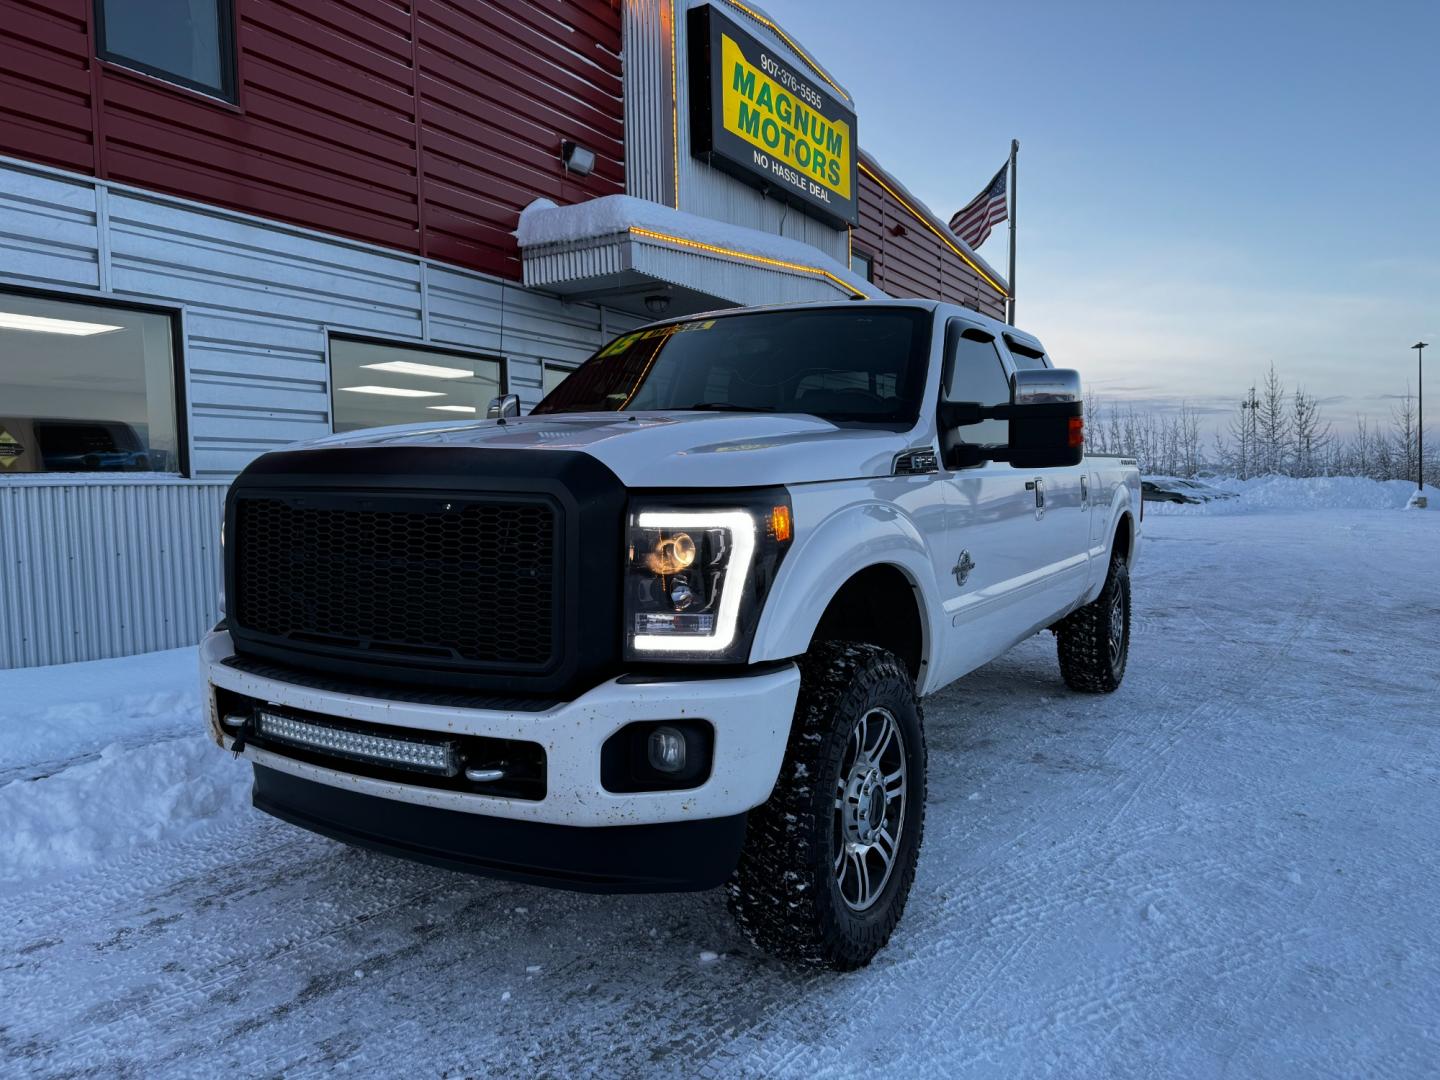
top-left (1056, 555), bottom-right (1131, 692)
top-left (727, 642), bottom-right (926, 970)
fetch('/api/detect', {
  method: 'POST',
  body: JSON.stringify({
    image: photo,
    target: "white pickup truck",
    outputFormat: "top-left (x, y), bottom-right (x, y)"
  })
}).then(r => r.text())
top-left (202, 300), bottom-right (1141, 969)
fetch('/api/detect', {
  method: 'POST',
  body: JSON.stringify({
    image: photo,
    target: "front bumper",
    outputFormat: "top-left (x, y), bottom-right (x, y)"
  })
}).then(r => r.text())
top-left (201, 630), bottom-right (800, 829)
top-left (253, 766), bottom-right (747, 892)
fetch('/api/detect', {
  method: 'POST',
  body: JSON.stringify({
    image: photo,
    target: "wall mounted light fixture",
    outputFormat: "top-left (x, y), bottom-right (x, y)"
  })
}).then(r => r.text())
top-left (561, 140), bottom-right (596, 176)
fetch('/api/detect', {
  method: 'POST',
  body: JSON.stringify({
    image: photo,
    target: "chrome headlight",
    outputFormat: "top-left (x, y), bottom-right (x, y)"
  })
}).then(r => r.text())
top-left (624, 491), bottom-right (793, 662)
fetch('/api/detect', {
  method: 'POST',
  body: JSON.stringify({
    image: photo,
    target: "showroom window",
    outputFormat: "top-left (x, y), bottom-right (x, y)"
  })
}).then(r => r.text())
top-left (541, 360), bottom-right (576, 398)
top-left (330, 337), bottom-right (503, 433)
top-left (95, 0), bottom-right (237, 102)
top-left (0, 290), bottom-right (183, 476)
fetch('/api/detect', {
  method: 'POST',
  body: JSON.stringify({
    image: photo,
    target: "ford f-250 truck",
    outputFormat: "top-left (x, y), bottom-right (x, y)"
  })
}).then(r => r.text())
top-left (202, 300), bottom-right (1141, 970)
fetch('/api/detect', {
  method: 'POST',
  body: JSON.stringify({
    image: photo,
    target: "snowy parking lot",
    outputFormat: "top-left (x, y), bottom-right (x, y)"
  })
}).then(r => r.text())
top-left (2, 491), bottom-right (1437, 1077)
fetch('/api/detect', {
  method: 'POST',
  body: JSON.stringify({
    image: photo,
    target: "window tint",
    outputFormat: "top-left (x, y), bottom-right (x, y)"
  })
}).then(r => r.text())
top-left (944, 330), bottom-right (1011, 444)
top-left (330, 338), bottom-right (502, 433)
top-left (0, 290), bottom-right (181, 475)
top-left (96, 0), bottom-right (235, 101)
top-left (851, 250), bottom-right (874, 282)
top-left (533, 308), bottom-right (931, 425)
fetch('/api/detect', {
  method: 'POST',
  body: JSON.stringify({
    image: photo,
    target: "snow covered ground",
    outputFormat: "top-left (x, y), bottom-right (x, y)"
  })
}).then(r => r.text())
top-left (2, 498), bottom-right (1437, 1077)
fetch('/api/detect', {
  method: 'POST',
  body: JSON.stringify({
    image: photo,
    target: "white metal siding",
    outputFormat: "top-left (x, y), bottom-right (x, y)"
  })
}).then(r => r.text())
top-left (0, 479), bottom-right (227, 669)
top-left (622, 0), bottom-right (851, 266)
top-left (0, 156), bottom-right (632, 667)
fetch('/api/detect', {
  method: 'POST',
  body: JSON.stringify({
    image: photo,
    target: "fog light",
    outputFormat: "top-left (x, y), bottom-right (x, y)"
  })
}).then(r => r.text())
top-left (648, 726), bottom-right (687, 773)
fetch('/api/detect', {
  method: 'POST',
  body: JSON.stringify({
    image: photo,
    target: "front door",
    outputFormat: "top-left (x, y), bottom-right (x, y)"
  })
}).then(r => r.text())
top-left (932, 320), bottom-right (1047, 681)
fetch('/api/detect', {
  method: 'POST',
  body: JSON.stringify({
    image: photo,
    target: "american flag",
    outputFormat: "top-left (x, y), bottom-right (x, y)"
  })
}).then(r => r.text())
top-left (949, 164), bottom-right (1009, 249)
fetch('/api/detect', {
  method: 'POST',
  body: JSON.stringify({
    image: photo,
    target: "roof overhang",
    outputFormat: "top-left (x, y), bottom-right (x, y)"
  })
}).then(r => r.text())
top-left (516, 195), bottom-right (883, 319)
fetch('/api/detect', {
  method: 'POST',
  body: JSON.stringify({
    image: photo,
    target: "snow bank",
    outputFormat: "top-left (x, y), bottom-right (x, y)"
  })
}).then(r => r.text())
top-left (0, 647), bottom-right (199, 773)
top-left (0, 647), bottom-right (250, 892)
top-left (0, 736), bottom-right (251, 890)
top-left (1147, 475), bottom-right (1437, 514)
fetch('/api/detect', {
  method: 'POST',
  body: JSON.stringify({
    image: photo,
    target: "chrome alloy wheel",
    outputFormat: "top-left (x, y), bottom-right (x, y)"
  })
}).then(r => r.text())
top-left (1108, 587), bottom-right (1126, 659)
top-left (833, 706), bottom-right (908, 911)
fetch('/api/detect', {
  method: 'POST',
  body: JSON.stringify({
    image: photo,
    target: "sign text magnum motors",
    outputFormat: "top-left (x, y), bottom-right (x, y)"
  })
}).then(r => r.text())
top-left (688, 5), bottom-right (859, 227)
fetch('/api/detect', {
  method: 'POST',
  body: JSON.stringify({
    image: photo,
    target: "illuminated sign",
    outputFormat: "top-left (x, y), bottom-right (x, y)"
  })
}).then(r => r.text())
top-left (688, 5), bottom-right (858, 227)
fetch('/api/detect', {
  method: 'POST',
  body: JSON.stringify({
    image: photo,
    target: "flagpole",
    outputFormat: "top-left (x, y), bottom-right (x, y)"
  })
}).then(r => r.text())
top-left (1007, 138), bottom-right (1018, 324)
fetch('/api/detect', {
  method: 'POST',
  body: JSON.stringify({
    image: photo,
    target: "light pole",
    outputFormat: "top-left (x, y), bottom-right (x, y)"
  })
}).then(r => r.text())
top-left (1413, 341), bottom-right (1427, 494)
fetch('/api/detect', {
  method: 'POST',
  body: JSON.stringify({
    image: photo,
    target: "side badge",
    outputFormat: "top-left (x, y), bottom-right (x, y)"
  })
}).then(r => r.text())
top-left (952, 550), bottom-right (975, 587)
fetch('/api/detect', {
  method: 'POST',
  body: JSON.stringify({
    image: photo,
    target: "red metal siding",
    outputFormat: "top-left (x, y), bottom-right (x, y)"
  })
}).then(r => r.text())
top-left (854, 154), bottom-right (1007, 320)
top-left (0, 0), bottom-right (624, 278)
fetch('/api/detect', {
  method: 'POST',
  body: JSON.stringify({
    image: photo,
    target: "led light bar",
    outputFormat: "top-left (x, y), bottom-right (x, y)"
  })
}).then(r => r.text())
top-left (255, 710), bottom-right (457, 776)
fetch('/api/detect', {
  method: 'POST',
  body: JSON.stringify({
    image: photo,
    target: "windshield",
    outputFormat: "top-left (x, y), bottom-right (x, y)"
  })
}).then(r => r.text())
top-left (532, 307), bottom-right (933, 424)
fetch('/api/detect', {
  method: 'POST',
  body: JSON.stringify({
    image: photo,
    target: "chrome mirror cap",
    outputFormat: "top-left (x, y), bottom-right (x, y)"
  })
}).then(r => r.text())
top-left (1011, 367), bottom-right (1082, 406)
top-left (486, 393), bottom-right (521, 419)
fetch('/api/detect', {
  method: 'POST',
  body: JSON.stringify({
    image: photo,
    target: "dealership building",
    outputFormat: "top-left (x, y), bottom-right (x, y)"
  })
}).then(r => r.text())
top-left (0, 0), bottom-right (1009, 668)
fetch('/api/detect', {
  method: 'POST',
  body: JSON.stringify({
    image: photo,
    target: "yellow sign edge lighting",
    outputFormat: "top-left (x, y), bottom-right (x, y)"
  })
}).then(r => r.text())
top-left (858, 161), bottom-right (1009, 299)
top-left (628, 226), bottom-right (866, 299)
top-left (719, 0), bottom-right (851, 103)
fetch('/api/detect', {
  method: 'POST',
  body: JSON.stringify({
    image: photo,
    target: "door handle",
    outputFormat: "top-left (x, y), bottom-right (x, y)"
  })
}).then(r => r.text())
top-left (1029, 477), bottom-right (1046, 519)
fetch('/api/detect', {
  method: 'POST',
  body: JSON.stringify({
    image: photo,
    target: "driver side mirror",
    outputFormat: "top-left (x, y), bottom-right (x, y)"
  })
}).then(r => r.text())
top-left (939, 368), bottom-right (1084, 469)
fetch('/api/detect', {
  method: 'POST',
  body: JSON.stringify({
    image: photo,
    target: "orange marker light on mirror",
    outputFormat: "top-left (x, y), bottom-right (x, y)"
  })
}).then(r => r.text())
top-left (1068, 416), bottom-right (1085, 448)
top-left (771, 505), bottom-right (792, 543)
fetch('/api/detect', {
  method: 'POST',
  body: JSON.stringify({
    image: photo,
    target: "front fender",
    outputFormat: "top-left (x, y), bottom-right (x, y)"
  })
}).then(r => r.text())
top-left (749, 482), bottom-right (946, 692)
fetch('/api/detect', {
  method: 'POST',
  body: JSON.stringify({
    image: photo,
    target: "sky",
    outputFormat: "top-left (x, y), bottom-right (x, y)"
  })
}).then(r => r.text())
top-left (762, 0), bottom-right (1440, 437)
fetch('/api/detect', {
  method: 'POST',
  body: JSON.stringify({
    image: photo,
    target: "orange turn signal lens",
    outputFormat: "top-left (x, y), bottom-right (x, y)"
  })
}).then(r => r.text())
top-left (770, 505), bottom-right (792, 543)
top-left (1068, 416), bottom-right (1085, 448)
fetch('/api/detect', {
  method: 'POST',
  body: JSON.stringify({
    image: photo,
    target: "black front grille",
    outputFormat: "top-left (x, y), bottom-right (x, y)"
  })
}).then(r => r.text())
top-left (233, 494), bottom-right (559, 669)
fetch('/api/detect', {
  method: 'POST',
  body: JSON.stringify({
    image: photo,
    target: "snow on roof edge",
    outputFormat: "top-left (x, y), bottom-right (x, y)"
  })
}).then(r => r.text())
top-left (516, 196), bottom-right (884, 299)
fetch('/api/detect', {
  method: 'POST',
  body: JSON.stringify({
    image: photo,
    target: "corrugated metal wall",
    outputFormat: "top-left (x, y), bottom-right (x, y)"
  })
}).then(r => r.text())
top-left (623, 0), bottom-right (850, 266)
top-left (0, 480), bottom-right (226, 668)
top-left (854, 155), bottom-right (1009, 321)
top-left (0, 0), bottom-right (625, 281)
top-left (0, 156), bottom-right (640, 667)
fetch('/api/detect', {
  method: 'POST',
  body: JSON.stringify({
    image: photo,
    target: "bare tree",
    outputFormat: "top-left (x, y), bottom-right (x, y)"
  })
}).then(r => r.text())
top-left (1227, 386), bottom-right (1260, 479)
top-left (1256, 365), bottom-right (1288, 475)
top-left (1290, 387), bottom-right (1331, 476)
top-left (1391, 387), bottom-right (1419, 484)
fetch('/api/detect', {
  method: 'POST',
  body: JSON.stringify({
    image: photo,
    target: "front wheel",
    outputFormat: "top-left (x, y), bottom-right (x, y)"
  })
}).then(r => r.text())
top-left (727, 642), bottom-right (926, 970)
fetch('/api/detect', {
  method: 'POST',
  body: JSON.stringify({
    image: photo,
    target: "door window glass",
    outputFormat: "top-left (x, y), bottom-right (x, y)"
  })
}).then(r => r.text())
top-left (944, 331), bottom-right (1011, 444)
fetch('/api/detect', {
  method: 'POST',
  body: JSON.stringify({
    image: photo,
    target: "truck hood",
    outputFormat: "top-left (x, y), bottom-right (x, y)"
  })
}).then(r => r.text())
top-left (289, 412), bottom-right (915, 487)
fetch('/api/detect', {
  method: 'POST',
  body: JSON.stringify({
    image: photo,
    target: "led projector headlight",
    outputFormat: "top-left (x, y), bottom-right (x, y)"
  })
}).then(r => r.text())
top-left (624, 490), bottom-right (792, 662)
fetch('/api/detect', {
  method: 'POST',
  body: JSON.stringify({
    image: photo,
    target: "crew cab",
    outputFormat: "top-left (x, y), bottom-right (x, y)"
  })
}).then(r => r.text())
top-left (201, 300), bottom-right (1141, 970)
